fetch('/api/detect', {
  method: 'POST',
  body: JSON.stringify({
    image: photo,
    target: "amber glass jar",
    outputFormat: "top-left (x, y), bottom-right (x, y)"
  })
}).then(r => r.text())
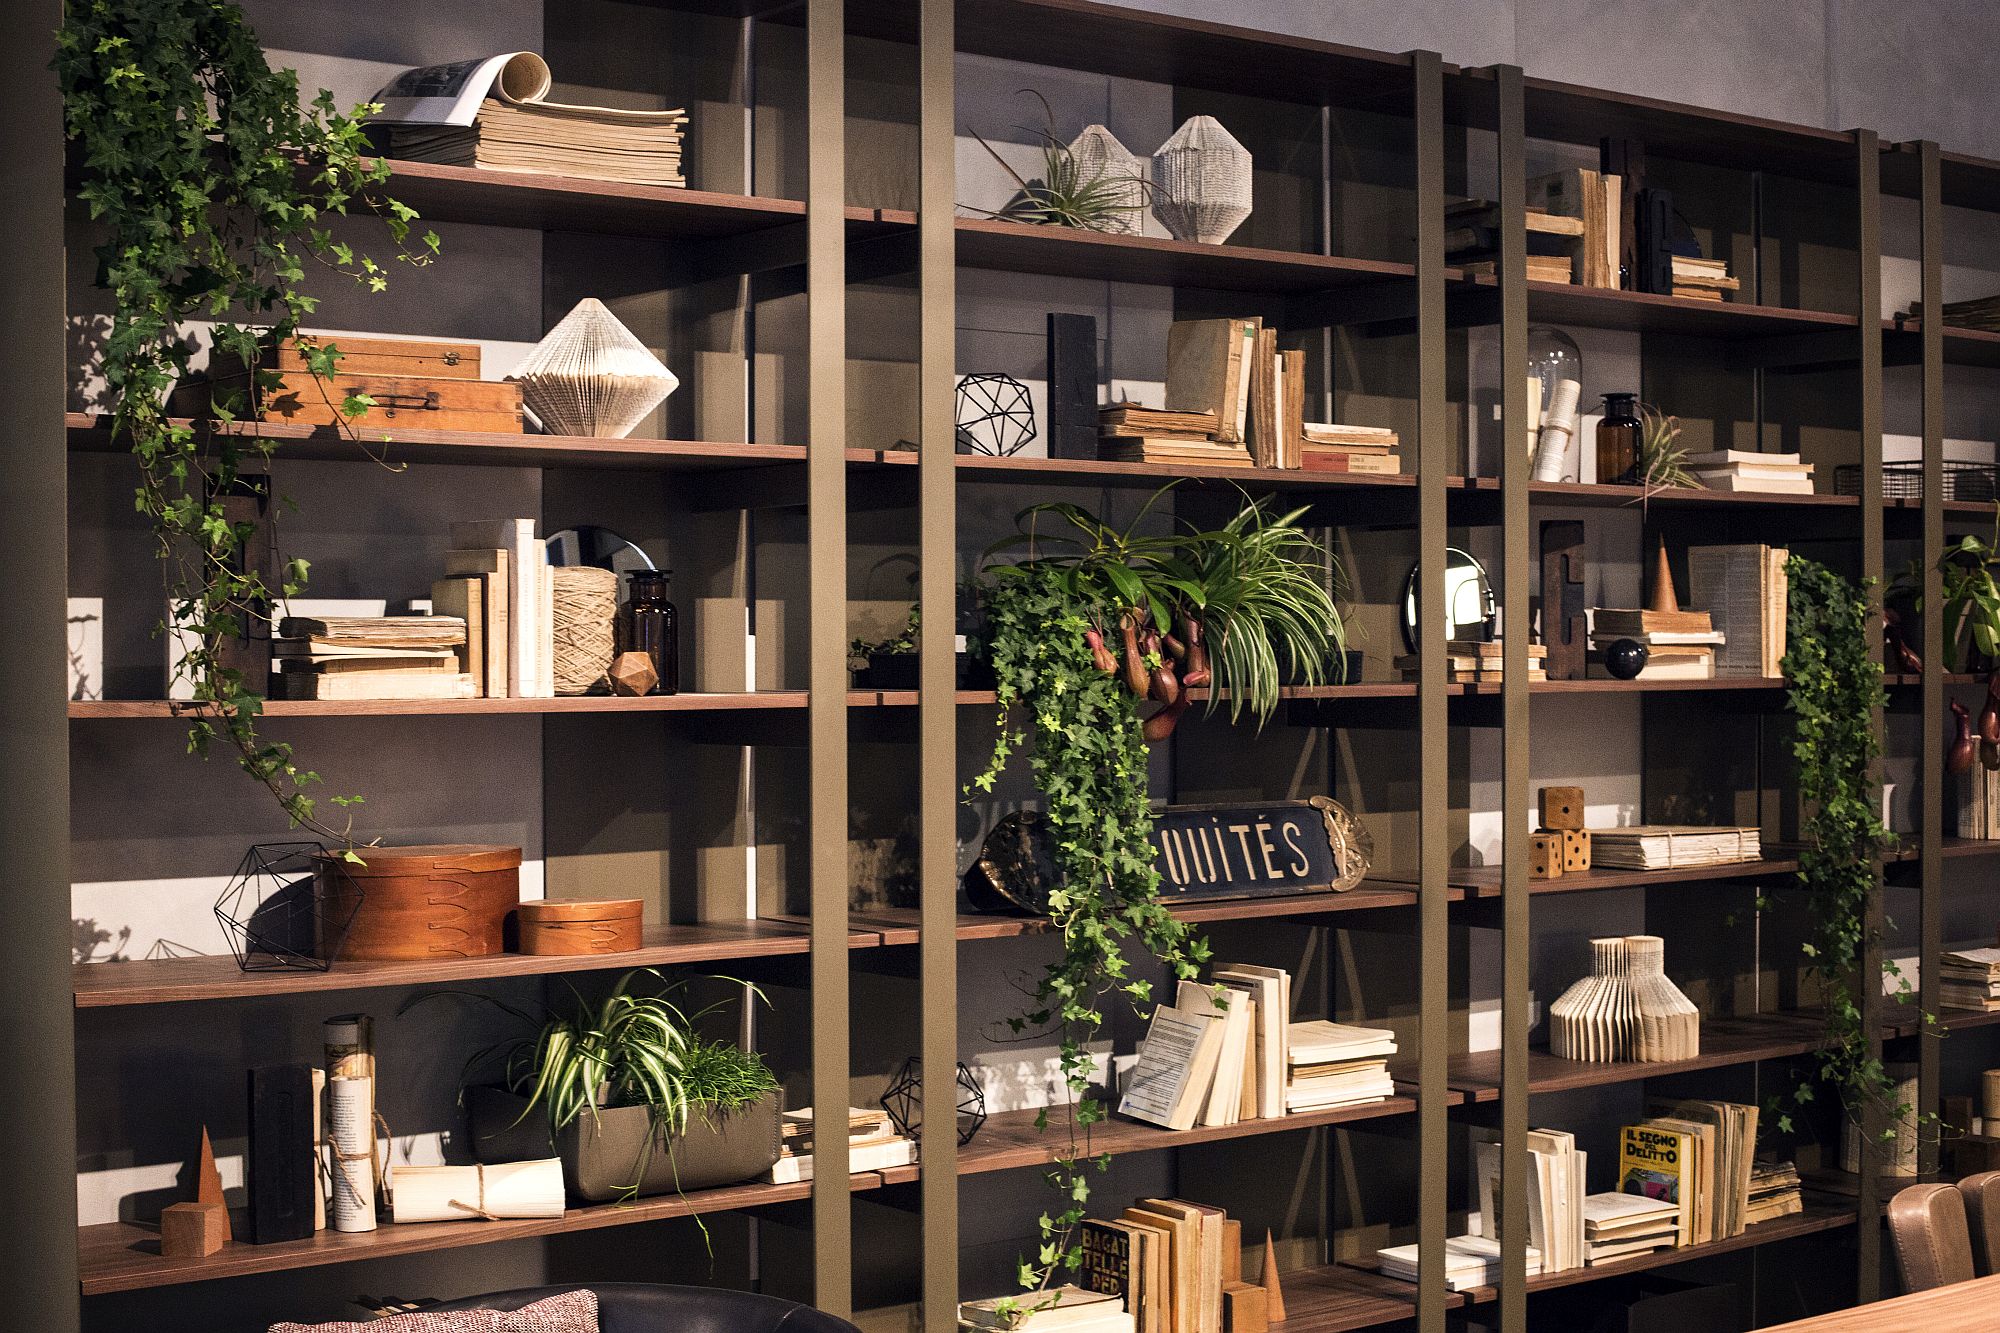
top-left (1596, 392), bottom-right (1641, 486)
top-left (619, 571), bottom-right (680, 696)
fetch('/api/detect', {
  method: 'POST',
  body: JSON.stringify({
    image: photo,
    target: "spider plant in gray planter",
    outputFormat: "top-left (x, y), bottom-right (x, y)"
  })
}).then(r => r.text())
top-left (457, 969), bottom-right (782, 1201)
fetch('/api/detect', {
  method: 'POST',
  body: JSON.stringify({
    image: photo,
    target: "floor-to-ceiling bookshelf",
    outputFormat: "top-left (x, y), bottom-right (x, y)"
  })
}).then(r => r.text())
top-left (20, 2), bottom-right (2000, 1331)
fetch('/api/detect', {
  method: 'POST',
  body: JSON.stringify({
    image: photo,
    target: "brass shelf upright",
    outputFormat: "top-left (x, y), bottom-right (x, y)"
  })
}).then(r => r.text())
top-left (1490, 61), bottom-right (1532, 1333)
top-left (1410, 46), bottom-right (1451, 1333)
top-left (915, 0), bottom-right (960, 1327)
top-left (1917, 137), bottom-right (1945, 1178)
top-left (806, 0), bottom-right (854, 1315)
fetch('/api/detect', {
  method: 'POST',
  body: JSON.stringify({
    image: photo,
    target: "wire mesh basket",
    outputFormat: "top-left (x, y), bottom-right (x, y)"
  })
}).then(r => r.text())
top-left (1834, 460), bottom-right (2000, 502)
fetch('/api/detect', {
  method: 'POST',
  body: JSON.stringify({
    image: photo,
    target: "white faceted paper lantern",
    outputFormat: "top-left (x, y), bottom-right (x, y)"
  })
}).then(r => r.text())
top-left (508, 298), bottom-right (679, 439)
top-left (1150, 115), bottom-right (1252, 245)
top-left (1066, 123), bottom-right (1145, 235)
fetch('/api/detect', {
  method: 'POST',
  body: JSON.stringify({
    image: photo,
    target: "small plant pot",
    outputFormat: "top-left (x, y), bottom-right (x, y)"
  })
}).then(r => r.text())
top-left (465, 1085), bottom-right (784, 1202)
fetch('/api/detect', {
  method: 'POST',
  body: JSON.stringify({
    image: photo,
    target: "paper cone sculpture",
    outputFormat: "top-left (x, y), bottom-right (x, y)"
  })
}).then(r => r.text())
top-left (1067, 123), bottom-right (1146, 235)
top-left (1151, 115), bottom-right (1252, 244)
top-left (509, 298), bottom-right (678, 439)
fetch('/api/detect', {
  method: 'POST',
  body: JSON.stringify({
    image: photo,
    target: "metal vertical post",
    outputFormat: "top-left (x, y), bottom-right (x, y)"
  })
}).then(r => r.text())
top-left (1852, 126), bottom-right (1886, 1305)
top-left (916, 0), bottom-right (960, 1327)
top-left (1917, 138), bottom-right (1944, 1177)
top-left (806, 0), bottom-right (852, 1315)
top-left (1493, 63), bottom-right (1531, 1333)
top-left (0, 2), bottom-right (76, 1328)
top-left (1410, 48), bottom-right (1449, 1333)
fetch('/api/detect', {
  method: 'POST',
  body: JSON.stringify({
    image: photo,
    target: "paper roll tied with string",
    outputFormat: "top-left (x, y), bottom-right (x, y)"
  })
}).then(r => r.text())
top-left (389, 1159), bottom-right (566, 1224)
top-left (552, 566), bottom-right (619, 696)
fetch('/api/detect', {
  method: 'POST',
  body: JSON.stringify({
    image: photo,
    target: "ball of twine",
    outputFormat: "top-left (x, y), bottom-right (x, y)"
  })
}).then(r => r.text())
top-left (551, 566), bottom-right (619, 696)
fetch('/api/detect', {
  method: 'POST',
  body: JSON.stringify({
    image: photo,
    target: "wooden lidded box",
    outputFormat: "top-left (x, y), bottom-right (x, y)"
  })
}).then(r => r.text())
top-left (515, 899), bottom-right (644, 956)
top-left (181, 334), bottom-right (525, 434)
top-left (315, 844), bottom-right (521, 961)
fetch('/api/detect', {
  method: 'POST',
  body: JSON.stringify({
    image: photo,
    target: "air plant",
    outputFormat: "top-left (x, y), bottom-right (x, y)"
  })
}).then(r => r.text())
top-left (965, 91), bottom-right (1150, 231)
top-left (1638, 405), bottom-right (1703, 489)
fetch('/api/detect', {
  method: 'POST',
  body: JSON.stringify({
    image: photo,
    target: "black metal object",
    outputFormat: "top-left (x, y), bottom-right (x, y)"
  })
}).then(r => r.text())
top-left (213, 841), bottom-right (354, 972)
top-left (1834, 459), bottom-right (1998, 502)
top-left (953, 372), bottom-right (1036, 456)
top-left (1045, 313), bottom-right (1099, 459)
top-left (880, 1057), bottom-right (985, 1146)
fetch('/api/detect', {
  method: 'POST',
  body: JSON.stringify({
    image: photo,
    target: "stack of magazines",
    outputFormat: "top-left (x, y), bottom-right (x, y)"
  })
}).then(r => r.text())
top-left (374, 52), bottom-right (687, 188)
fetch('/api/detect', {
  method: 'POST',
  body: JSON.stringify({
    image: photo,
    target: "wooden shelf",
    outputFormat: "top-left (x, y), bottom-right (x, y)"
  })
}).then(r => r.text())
top-left (1437, 1012), bottom-right (1827, 1101)
top-left (1457, 274), bottom-right (1859, 339)
top-left (69, 693), bottom-right (821, 718)
top-left (954, 217), bottom-right (1414, 293)
top-left (1438, 855), bottom-right (1804, 899)
top-left (957, 1093), bottom-right (1430, 1177)
top-left (1260, 1263), bottom-right (1440, 1332)
top-left (76, 1171), bottom-right (890, 1295)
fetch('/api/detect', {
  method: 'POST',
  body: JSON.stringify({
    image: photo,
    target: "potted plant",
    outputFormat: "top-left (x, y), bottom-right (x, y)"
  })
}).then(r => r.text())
top-left (850, 605), bottom-right (922, 690)
top-left (453, 971), bottom-right (782, 1201)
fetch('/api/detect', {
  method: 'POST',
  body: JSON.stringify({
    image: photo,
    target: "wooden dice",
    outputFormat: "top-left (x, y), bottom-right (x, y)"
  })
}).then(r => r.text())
top-left (1539, 786), bottom-right (1585, 830)
top-left (1561, 828), bottom-right (1592, 873)
top-left (1529, 831), bottom-right (1563, 880)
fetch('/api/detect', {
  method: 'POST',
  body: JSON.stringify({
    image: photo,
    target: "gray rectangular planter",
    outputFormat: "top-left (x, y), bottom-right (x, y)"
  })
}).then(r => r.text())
top-left (466, 1084), bottom-right (783, 1202)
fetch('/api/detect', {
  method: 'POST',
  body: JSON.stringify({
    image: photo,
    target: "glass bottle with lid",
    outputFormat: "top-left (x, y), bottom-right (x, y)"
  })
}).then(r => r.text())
top-left (1596, 392), bottom-right (1641, 486)
top-left (619, 570), bottom-right (680, 696)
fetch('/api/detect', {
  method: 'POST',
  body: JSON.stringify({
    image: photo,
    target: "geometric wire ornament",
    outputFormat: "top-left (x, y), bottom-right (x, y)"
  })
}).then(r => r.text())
top-left (954, 372), bottom-right (1036, 457)
top-left (880, 1056), bottom-right (987, 1146)
top-left (212, 841), bottom-right (356, 973)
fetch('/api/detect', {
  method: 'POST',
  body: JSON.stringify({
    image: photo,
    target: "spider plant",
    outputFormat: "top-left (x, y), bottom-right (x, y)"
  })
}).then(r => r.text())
top-left (965, 91), bottom-right (1149, 231)
top-left (1638, 405), bottom-right (1703, 489)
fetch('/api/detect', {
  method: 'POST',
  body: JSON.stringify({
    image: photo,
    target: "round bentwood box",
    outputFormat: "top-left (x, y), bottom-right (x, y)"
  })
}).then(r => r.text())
top-left (515, 898), bottom-right (644, 956)
top-left (315, 844), bottom-right (522, 962)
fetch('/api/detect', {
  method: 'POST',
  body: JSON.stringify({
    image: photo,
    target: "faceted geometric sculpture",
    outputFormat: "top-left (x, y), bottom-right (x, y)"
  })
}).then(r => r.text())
top-left (213, 841), bottom-right (355, 972)
top-left (508, 297), bottom-right (679, 439)
top-left (954, 372), bottom-right (1036, 456)
top-left (880, 1056), bottom-right (987, 1145)
top-left (607, 650), bottom-right (660, 697)
top-left (1067, 123), bottom-right (1146, 235)
top-left (1151, 115), bottom-right (1253, 245)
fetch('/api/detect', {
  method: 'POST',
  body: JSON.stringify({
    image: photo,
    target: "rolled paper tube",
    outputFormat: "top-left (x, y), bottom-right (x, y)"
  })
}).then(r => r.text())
top-left (390, 1159), bottom-right (566, 1224)
top-left (1531, 378), bottom-right (1582, 482)
top-left (326, 1077), bottom-right (378, 1232)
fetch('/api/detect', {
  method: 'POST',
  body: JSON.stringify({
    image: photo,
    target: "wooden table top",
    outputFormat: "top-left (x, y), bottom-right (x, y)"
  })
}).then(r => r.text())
top-left (1763, 1273), bottom-right (2000, 1329)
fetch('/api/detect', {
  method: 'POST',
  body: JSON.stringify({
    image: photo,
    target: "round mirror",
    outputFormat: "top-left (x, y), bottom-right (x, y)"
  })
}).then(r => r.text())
top-left (1401, 547), bottom-right (1496, 653)
top-left (546, 526), bottom-right (657, 596)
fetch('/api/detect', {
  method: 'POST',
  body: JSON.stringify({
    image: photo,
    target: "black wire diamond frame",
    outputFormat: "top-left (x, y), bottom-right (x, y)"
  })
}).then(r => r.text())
top-left (954, 373), bottom-right (1036, 457)
top-left (880, 1056), bottom-right (987, 1145)
top-left (213, 841), bottom-right (358, 972)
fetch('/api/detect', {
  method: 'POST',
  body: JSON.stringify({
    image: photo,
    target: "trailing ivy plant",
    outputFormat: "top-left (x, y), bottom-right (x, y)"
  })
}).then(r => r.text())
top-left (969, 490), bottom-right (1343, 1304)
top-left (57, 0), bottom-right (438, 843)
top-left (1777, 556), bottom-right (1937, 1153)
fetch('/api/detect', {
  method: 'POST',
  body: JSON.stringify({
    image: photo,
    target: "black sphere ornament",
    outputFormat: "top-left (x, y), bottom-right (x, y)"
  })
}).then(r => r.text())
top-left (953, 373), bottom-right (1036, 456)
top-left (880, 1057), bottom-right (987, 1145)
top-left (1602, 638), bottom-right (1649, 680)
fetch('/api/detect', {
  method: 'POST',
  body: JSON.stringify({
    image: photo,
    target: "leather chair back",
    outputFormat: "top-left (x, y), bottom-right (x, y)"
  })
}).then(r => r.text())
top-left (426, 1283), bottom-right (862, 1333)
top-left (1957, 1170), bottom-right (2000, 1276)
top-left (1889, 1181), bottom-right (1977, 1293)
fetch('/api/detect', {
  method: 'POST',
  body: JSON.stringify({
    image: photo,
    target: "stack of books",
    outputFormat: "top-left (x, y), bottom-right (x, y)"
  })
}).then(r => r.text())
top-left (271, 616), bottom-right (472, 700)
top-left (1286, 1019), bottom-right (1397, 1112)
top-left (767, 1106), bottom-right (915, 1184)
top-left (1908, 293), bottom-right (2000, 332)
top-left (1527, 168), bottom-right (1622, 288)
top-left (1120, 966), bottom-right (1292, 1130)
top-left (1669, 256), bottom-right (1741, 302)
top-left (1618, 1100), bottom-right (1761, 1248)
top-left (1955, 764), bottom-right (2000, 840)
top-left (1476, 1128), bottom-right (1584, 1274)
top-left (391, 98), bottom-right (688, 188)
top-left (1581, 1191), bottom-right (1680, 1265)
top-left (1299, 423), bottom-right (1401, 475)
top-left (1444, 199), bottom-right (1584, 283)
top-left (1097, 405), bottom-right (1247, 468)
top-left (960, 1286), bottom-right (1132, 1333)
top-left (1376, 1235), bottom-right (1541, 1292)
top-left (1588, 608), bottom-right (1720, 680)
top-left (441, 518), bottom-right (555, 699)
top-left (1079, 1198), bottom-right (1257, 1333)
top-left (1687, 544), bottom-right (1790, 678)
top-left (1744, 1160), bottom-right (1804, 1226)
top-left (1586, 826), bottom-right (1761, 871)
top-left (1684, 449), bottom-right (1814, 494)
top-left (1399, 640), bottom-right (1547, 683)
top-left (1938, 946), bottom-right (2000, 1013)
